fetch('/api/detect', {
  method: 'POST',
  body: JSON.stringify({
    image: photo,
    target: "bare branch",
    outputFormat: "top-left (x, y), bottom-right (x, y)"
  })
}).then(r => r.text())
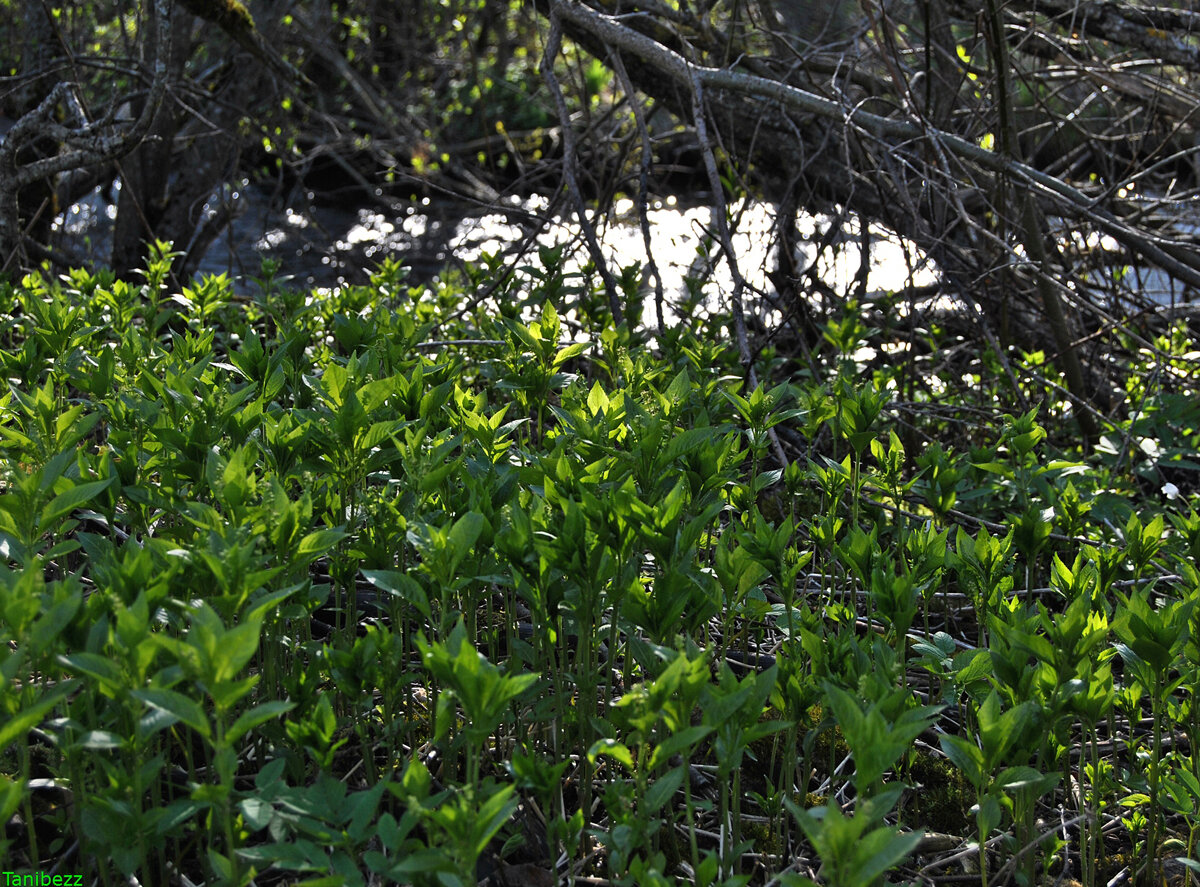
top-left (0, 0), bottom-right (173, 266)
top-left (610, 50), bottom-right (665, 334)
top-left (552, 0), bottom-right (1200, 292)
top-left (542, 2), bottom-right (623, 324)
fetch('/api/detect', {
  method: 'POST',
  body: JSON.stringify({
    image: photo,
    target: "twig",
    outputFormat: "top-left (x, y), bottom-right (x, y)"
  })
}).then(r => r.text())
top-left (542, 4), bottom-right (623, 324)
top-left (610, 49), bottom-right (665, 334)
top-left (688, 63), bottom-right (790, 468)
top-left (551, 0), bottom-right (1200, 291)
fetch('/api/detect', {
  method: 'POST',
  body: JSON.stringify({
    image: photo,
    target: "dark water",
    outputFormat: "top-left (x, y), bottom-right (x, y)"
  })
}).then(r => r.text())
top-left (55, 182), bottom-right (554, 292)
top-left (55, 181), bottom-right (935, 302)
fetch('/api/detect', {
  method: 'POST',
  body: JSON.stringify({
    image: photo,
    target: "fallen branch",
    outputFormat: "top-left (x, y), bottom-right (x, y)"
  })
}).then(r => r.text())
top-left (551, 0), bottom-right (1200, 292)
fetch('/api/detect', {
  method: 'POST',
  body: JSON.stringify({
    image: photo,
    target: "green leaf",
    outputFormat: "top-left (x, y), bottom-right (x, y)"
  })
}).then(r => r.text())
top-left (361, 569), bottom-right (432, 621)
top-left (133, 688), bottom-right (211, 739)
top-left (970, 461), bottom-right (1012, 477)
top-left (0, 682), bottom-right (73, 751)
top-left (0, 774), bottom-right (25, 821)
top-left (851, 826), bottom-right (924, 886)
top-left (645, 768), bottom-right (685, 814)
top-left (297, 528), bottom-right (348, 559)
top-left (243, 586), bottom-right (298, 623)
top-left (418, 457), bottom-right (462, 493)
top-left (30, 593), bottom-right (82, 656)
top-left (449, 509), bottom-right (484, 549)
top-left (469, 783), bottom-right (519, 859)
top-left (588, 738), bottom-right (635, 770)
top-left (939, 734), bottom-right (985, 787)
top-left (977, 794), bottom-right (1002, 839)
top-left (586, 381), bottom-right (610, 414)
top-left (214, 618), bottom-right (266, 682)
top-left (553, 341), bottom-right (588, 369)
top-left (345, 780), bottom-right (386, 842)
top-left (59, 651), bottom-right (125, 692)
top-left (226, 699), bottom-right (296, 744)
top-left (648, 725), bottom-right (714, 769)
top-left (505, 319), bottom-right (540, 353)
top-left (239, 796), bottom-right (274, 831)
top-left (39, 476), bottom-right (115, 528)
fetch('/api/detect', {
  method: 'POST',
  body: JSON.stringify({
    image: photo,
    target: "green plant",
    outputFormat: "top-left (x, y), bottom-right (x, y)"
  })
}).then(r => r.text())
top-left (783, 788), bottom-right (922, 887)
top-left (940, 691), bottom-right (1057, 887)
top-left (135, 601), bottom-right (294, 884)
top-left (701, 663), bottom-right (788, 878)
top-left (3, 247), bottom-right (1200, 885)
top-left (418, 621), bottom-right (540, 787)
top-left (823, 682), bottom-right (940, 800)
top-left (1113, 587), bottom-right (1194, 885)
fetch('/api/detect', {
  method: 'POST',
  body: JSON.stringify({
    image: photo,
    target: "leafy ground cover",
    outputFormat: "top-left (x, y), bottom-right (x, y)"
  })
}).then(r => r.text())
top-left (3, 243), bottom-right (1200, 886)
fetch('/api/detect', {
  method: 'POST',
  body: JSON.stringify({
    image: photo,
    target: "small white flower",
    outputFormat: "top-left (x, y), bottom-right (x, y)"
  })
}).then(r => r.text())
top-left (1162, 482), bottom-right (1180, 500)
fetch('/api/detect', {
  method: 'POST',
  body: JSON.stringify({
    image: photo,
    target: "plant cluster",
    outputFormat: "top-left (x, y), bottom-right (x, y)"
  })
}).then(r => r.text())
top-left (3, 244), bottom-right (1200, 886)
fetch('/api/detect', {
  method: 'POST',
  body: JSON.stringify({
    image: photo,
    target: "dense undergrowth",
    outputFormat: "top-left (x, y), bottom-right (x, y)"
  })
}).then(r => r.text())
top-left (3, 242), bottom-right (1200, 886)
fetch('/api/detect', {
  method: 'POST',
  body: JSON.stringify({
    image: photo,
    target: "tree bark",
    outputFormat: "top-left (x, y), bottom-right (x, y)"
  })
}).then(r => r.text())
top-left (0, 1), bottom-right (173, 274)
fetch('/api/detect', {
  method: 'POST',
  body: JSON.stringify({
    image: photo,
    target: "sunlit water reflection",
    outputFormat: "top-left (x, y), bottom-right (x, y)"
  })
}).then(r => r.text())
top-left (48, 179), bottom-right (1200, 318)
top-left (57, 184), bottom-right (939, 314)
top-left (206, 188), bottom-right (938, 308)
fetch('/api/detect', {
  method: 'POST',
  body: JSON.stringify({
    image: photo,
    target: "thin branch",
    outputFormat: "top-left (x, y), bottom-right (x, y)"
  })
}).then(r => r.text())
top-left (0, 0), bottom-right (173, 265)
top-left (552, 0), bottom-right (1200, 291)
top-left (689, 61), bottom-right (789, 468)
top-left (610, 49), bottom-right (665, 335)
top-left (541, 3), bottom-right (623, 324)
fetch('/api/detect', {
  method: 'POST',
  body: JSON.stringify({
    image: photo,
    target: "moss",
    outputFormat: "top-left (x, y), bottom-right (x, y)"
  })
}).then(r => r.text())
top-left (806, 706), bottom-right (849, 781)
top-left (902, 751), bottom-right (972, 836)
top-left (742, 819), bottom-right (783, 858)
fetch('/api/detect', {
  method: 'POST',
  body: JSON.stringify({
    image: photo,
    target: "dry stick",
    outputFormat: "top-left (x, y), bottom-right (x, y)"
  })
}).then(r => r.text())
top-left (880, 137), bottom-right (1053, 415)
top-left (552, 0), bottom-right (1200, 291)
top-left (551, 3), bottom-right (1137, 437)
top-left (688, 65), bottom-right (789, 469)
top-left (55, 2), bottom-right (191, 295)
top-left (541, 7), bottom-right (623, 325)
top-left (1006, 0), bottom-right (1200, 73)
top-left (986, 0), bottom-right (1098, 445)
top-left (0, 0), bottom-right (173, 268)
top-left (991, 813), bottom-right (1091, 885)
top-left (688, 69), bottom-right (749, 368)
top-left (1111, 364), bottom-right (1163, 477)
top-left (4, 4), bottom-right (171, 183)
top-left (442, 191), bottom-right (568, 332)
top-left (34, 5), bottom-right (162, 283)
top-left (1, 196), bottom-right (53, 275)
top-left (413, 339), bottom-right (505, 350)
top-left (860, 129), bottom-right (1035, 428)
top-left (870, 109), bottom-right (1058, 424)
top-left (1007, 356), bottom-right (1115, 437)
top-left (914, 829), bottom-right (1014, 877)
top-left (610, 50), bottom-right (666, 335)
top-left (291, 4), bottom-right (497, 204)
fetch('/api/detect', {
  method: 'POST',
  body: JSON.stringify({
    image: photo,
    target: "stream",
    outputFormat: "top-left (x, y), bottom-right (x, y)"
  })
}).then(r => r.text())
top-left (54, 182), bottom-right (1195, 316)
top-left (55, 182), bottom-right (938, 307)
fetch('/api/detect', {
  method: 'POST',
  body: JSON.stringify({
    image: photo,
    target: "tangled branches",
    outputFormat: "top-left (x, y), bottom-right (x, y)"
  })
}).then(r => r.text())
top-left (538, 0), bottom-right (1200, 444)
